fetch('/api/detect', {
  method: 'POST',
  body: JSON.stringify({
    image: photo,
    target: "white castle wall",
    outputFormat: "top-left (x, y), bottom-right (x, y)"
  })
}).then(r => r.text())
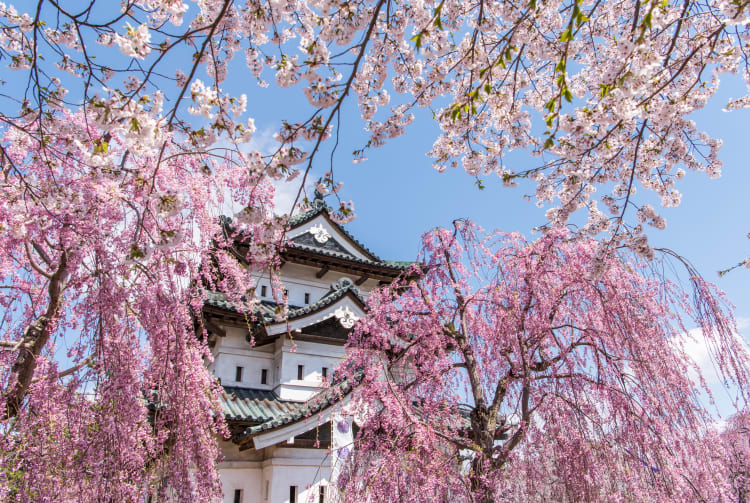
top-left (219, 443), bottom-right (332, 503)
top-left (275, 338), bottom-right (346, 401)
top-left (211, 328), bottom-right (276, 389)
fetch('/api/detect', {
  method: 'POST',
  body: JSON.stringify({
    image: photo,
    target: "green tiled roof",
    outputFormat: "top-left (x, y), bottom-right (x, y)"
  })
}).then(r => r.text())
top-left (286, 199), bottom-right (325, 227)
top-left (287, 242), bottom-right (413, 271)
top-left (285, 279), bottom-right (366, 318)
top-left (232, 371), bottom-right (361, 443)
top-left (221, 386), bottom-right (301, 423)
top-left (204, 279), bottom-right (368, 323)
top-left (224, 197), bottom-right (415, 271)
top-left (285, 198), bottom-right (394, 263)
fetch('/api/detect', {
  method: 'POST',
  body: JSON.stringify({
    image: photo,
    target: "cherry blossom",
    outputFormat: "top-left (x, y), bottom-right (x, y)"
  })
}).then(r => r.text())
top-left (338, 221), bottom-right (750, 502)
top-left (722, 410), bottom-right (750, 502)
top-left (0, 112), bottom-right (285, 501)
top-left (0, 0), bottom-right (748, 499)
top-left (0, 0), bottom-right (746, 253)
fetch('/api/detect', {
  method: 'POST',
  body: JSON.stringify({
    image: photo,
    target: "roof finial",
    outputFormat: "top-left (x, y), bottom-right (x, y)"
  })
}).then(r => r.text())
top-left (311, 183), bottom-right (327, 210)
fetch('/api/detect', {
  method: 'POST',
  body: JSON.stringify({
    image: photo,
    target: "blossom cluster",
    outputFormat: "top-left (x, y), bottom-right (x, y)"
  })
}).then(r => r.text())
top-left (0, 109), bottom-right (285, 501)
top-left (339, 221), bottom-right (750, 501)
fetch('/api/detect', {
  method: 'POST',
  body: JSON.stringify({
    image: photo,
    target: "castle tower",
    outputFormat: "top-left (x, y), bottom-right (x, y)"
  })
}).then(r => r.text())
top-left (202, 197), bottom-right (411, 503)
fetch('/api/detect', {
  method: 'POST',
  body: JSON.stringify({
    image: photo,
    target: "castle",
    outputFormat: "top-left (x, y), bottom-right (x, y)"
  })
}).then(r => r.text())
top-left (202, 197), bottom-right (410, 503)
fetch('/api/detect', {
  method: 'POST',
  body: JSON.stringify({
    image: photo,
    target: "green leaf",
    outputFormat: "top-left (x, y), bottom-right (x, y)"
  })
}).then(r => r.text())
top-left (93, 140), bottom-right (108, 154)
top-left (410, 33), bottom-right (423, 50)
top-left (643, 11), bottom-right (653, 29)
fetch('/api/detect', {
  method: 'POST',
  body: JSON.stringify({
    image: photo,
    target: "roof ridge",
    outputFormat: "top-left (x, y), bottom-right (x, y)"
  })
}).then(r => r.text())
top-left (286, 198), bottom-right (327, 227)
top-left (285, 200), bottom-right (383, 261)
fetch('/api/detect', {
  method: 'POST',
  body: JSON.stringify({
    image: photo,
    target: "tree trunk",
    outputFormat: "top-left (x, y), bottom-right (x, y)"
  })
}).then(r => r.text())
top-left (4, 252), bottom-right (67, 418)
top-left (470, 455), bottom-right (497, 503)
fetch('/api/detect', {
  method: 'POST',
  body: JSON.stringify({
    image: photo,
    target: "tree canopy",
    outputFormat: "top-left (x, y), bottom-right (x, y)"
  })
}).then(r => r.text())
top-left (339, 221), bottom-right (750, 502)
top-left (0, 0), bottom-right (749, 500)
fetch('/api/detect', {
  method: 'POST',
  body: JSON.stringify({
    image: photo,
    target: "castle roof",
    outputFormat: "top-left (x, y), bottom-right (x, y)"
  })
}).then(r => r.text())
top-left (226, 370), bottom-right (361, 449)
top-left (221, 386), bottom-right (300, 424)
top-left (222, 197), bottom-right (414, 282)
top-left (205, 278), bottom-right (366, 324)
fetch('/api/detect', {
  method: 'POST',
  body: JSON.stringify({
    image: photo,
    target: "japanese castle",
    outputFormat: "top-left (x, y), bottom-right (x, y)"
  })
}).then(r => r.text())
top-left (202, 196), bottom-right (411, 503)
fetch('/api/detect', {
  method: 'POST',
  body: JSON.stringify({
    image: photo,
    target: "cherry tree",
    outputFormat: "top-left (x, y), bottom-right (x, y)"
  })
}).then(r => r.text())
top-left (0, 113), bottom-right (285, 501)
top-left (722, 410), bottom-right (750, 502)
top-left (0, 0), bottom-right (749, 252)
top-left (0, 0), bottom-right (749, 500)
top-left (338, 221), bottom-right (750, 502)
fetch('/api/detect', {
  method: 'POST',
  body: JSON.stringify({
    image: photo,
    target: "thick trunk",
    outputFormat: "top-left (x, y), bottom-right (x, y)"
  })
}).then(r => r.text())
top-left (4, 252), bottom-right (67, 418)
top-left (470, 455), bottom-right (496, 503)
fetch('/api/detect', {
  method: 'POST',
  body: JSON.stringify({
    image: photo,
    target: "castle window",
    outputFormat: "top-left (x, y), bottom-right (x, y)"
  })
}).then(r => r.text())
top-left (290, 485), bottom-right (298, 503)
top-left (261, 285), bottom-right (267, 297)
top-left (261, 368), bottom-right (268, 385)
top-left (322, 367), bottom-right (328, 379)
top-left (233, 489), bottom-right (243, 503)
top-left (304, 292), bottom-right (310, 304)
top-left (235, 366), bottom-right (243, 382)
top-left (319, 485), bottom-right (326, 503)
top-left (264, 481), bottom-right (269, 501)
top-left (297, 365), bottom-right (304, 380)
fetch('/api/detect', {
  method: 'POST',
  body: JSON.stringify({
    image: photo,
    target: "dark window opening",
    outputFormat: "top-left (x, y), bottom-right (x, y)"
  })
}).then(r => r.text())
top-left (319, 485), bottom-right (326, 503)
top-left (234, 489), bottom-right (242, 503)
top-left (261, 368), bottom-right (268, 385)
top-left (261, 285), bottom-right (267, 297)
top-left (304, 292), bottom-right (310, 304)
top-left (235, 366), bottom-right (243, 382)
top-left (297, 365), bottom-right (304, 380)
top-left (322, 367), bottom-right (328, 379)
top-left (290, 486), bottom-right (297, 503)
top-left (283, 289), bottom-right (289, 297)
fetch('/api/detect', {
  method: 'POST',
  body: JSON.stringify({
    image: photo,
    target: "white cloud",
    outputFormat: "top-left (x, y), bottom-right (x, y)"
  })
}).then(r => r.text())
top-left (210, 125), bottom-right (279, 156)
top-left (678, 321), bottom-right (750, 418)
top-left (682, 327), bottom-right (722, 385)
top-left (682, 318), bottom-right (750, 383)
top-left (242, 126), bottom-right (278, 156)
top-left (273, 179), bottom-right (303, 217)
top-left (207, 127), bottom-right (312, 218)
